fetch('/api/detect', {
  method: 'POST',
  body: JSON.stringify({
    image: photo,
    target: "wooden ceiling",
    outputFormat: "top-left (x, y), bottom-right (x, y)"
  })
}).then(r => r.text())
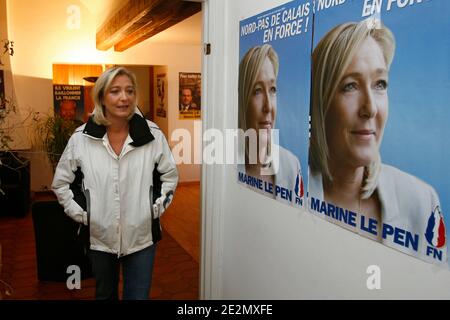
top-left (96, 0), bottom-right (202, 52)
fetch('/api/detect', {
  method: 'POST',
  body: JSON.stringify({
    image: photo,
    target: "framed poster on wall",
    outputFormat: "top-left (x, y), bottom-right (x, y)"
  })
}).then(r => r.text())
top-left (53, 84), bottom-right (84, 122)
top-left (156, 73), bottom-right (167, 118)
top-left (0, 70), bottom-right (5, 109)
top-left (179, 72), bottom-right (201, 119)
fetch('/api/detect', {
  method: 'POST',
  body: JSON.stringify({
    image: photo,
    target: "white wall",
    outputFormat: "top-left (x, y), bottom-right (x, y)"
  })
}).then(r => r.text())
top-left (169, 79), bottom-right (202, 183)
top-left (126, 65), bottom-right (150, 117)
top-left (201, 0), bottom-right (450, 299)
top-left (6, 0), bottom-right (201, 190)
top-left (152, 64), bottom-right (202, 183)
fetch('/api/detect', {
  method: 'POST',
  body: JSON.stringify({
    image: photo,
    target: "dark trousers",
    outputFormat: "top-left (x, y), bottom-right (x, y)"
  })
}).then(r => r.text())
top-left (89, 244), bottom-right (156, 300)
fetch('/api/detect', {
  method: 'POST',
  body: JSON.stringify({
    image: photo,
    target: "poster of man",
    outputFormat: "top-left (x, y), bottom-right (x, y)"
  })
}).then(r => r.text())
top-left (59, 99), bottom-right (77, 121)
top-left (179, 72), bottom-right (201, 119)
top-left (156, 73), bottom-right (167, 118)
top-left (53, 84), bottom-right (84, 122)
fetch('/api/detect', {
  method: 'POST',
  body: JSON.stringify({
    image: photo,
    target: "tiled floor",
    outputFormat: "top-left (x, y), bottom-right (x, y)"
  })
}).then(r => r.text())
top-left (0, 184), bottom-right (200, 300)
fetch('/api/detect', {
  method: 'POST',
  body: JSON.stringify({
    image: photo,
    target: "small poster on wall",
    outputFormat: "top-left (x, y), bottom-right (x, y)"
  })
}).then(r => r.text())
top-left (0, 70), bottom-right (5, 109)
top-left (156, 73), bottom-right (167, 118)
top-left (179, 72), bottom-right (201, 119)
top-left (53, 84), bottom-right (84, 122)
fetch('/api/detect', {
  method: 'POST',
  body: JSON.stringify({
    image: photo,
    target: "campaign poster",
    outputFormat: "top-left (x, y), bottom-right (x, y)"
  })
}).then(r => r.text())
top-left (179, 72), bottom-right (201, 119)
top-left (53, 84), bottom-right (84, 122)
top-left (307, 0), bottom-right (450, 267)
top-left (237, 0), bottom-right (312, 208)
top-left (155, 73), bottom-right (167, 118)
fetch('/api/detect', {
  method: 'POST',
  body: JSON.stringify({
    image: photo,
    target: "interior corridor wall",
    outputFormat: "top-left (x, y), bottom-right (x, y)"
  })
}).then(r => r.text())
top-left (202, 0), bottom-right (450, 299)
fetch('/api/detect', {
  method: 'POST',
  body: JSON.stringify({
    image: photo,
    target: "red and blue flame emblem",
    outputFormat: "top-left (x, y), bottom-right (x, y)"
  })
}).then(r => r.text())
top-left (294, 172), bottom-right (304, 198)
top-left (425, 206), bottom-right (446, 248)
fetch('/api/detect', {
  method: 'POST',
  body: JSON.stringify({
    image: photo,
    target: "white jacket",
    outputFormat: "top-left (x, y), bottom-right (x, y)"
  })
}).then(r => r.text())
top-left (308, 164), bottom-right (446, 266)
top-left (52, 114), bottom-right (178, 257)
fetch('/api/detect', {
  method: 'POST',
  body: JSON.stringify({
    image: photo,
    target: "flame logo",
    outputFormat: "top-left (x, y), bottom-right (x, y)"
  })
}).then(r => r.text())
top-left (425, 206), bottom-right (446, 248)
top-left (294, 172), bottom-right (304, 198)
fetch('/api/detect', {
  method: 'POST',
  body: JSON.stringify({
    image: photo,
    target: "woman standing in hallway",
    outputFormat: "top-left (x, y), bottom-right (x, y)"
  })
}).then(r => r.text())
top-left (52, 66), bottom-right (178, 299)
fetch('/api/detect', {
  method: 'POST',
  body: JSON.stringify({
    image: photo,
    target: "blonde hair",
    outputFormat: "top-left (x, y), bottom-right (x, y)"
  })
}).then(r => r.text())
top-left (238, 44), bottom-right (279, 131)
top-left (310, 20), bottom-right (395, 199)
top-left (92, 66), bottom-right (138, 126)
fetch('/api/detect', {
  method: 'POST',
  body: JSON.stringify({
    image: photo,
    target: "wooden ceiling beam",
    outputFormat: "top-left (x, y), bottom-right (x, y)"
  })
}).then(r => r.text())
top-left (114, 2), bottom-right (201, 52)
top-left (96, 0), bottom-right (165, 51)
top-left (96, 0), bottom-right (201, 52)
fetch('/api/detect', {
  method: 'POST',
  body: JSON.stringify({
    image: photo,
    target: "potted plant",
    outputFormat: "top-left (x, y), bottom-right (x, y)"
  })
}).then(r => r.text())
top-left (33, 113), bottom-right (80, 171)
top-left (31, 113), bottom-right (93, 282)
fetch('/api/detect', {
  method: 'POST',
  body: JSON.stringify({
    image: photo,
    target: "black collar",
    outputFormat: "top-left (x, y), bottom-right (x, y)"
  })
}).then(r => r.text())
top-left (83, 113), bottom-right (154, 147)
